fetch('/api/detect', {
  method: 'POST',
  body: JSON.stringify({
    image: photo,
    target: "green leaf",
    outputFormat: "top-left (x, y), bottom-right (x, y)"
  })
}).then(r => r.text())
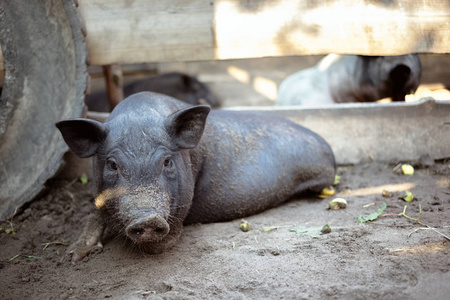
top-left (4, 228), bottom-right (14, 234)
top-left (357, 202), bottom-right (387, 223)
top-left (80, 173), bottom-right (88, 184)
top-left (9, 254), bottom-right (41, 261)
top-left (334, 175), bottom-right (341, 185)
top-left (290, 226), bottom-right (323, 238)
top-left (402, 191), bottom-right (414, 202)
top-left (9, 254), bottom-right (21, 261)
top-left (321, 224), bottom-right (332, 234)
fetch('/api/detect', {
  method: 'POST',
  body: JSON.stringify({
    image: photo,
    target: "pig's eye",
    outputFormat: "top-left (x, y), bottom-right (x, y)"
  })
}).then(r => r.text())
top-left (163, 158), bottom-right (173, 168)
top-left (107, 160), bottom-right (118, 171)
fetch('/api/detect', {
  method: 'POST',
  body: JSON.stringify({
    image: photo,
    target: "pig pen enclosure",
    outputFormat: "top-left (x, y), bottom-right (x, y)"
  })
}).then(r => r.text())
top-left (0, 0), bottom-right (450, 299)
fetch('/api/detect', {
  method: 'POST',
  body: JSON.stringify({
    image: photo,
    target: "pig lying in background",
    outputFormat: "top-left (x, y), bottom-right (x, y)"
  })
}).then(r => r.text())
top-left (85, 72), bottom-right (221, 112)
top-left (276, 54), bottom-right (421, 106)
top-left (56, 92), bottom-right (335, 262)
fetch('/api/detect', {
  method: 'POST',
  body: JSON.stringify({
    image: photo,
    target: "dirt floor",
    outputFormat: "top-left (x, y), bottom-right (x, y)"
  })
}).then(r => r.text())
top-left (0, 160), bottom-right (449, 299)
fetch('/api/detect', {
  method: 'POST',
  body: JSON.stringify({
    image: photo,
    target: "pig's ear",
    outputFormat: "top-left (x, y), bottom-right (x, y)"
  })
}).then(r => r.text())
top-left (55, 119), bottom-right (106, 158)
top-left (165, 105), bottom-right (210, 149)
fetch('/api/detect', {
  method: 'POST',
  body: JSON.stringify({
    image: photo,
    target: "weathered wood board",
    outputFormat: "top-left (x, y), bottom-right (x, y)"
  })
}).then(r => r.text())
top-left (231, 99), bottom-right (450, 165)
top-left (1, 0), bottom-right (450, 68)
top-left (77, 0), bottom-right (450, 65)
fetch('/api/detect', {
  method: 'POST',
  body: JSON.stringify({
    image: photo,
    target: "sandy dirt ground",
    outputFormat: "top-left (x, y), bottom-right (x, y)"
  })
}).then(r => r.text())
top-left (0, 160), bottom-right (449, 299)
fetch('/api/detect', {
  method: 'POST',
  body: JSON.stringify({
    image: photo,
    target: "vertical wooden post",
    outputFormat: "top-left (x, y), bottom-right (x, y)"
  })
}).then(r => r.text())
top-left (103, 64), bottom-right (124, 111)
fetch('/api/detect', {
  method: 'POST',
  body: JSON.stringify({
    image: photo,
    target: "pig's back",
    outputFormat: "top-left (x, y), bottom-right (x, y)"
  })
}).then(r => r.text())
top-left (186, 110), bottom-right (335, 223)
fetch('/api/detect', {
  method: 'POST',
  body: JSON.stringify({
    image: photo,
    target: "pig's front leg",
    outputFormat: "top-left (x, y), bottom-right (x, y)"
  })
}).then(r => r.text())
top-left (67, 211), bottom-right (105, 263)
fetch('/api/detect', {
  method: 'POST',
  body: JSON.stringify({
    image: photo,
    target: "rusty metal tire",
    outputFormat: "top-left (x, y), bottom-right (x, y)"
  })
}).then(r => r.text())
top-left (0, 0), bottom-right (88, 220)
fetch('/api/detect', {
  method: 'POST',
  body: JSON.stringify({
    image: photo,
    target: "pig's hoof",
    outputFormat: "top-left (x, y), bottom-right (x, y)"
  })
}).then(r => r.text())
top-left (67, 241), bottom-right (103, 263)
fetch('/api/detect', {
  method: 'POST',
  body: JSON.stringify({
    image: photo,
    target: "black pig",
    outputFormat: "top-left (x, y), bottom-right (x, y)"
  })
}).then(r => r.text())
top-left (56, 92), bottom-right (335, 262)
top-left (276, 54), bottom-right (421, 106)
top-left (85, 72), bottom-right (221, 112)
top-left (124, 72), bottom-right (221, 108)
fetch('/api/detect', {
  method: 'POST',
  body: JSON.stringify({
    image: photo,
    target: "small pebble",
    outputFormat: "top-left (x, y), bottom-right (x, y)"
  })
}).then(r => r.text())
top-left (327, 198), bottom-right (347, 210)
top-left (401, 164), bottom-right (414, 175)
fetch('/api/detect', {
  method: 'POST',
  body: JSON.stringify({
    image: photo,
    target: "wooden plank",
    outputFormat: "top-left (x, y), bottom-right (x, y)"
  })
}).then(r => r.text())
top-left (75, 0), bottom-right (450, 65)
top-left (103, 64), bottom-right (124, 110)
top-left (227, 99), bottom-right (450, 165)
top-left (1, 0), bottom-right (450, 68)
top-left (77, 0), bottom-right (216, 65)
top-left (215, 0), bottom-right (450, 59)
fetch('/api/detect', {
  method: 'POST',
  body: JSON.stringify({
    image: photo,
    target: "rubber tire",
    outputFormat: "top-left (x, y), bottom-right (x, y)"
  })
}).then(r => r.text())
top-left (0, 0), bottom-right (88, 220)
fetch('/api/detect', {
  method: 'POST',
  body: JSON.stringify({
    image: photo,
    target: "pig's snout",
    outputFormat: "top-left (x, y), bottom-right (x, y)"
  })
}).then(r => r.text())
top-left (126, 214), bottom-right (170, 243)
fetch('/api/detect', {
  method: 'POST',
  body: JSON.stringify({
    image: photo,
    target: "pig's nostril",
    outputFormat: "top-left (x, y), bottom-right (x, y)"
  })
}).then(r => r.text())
top-left (128, 226), bottom-right (167, 240)
top-left (126, 215), bottom-right (170, 242)
top-left (154, 227), bottom-right (165, 235)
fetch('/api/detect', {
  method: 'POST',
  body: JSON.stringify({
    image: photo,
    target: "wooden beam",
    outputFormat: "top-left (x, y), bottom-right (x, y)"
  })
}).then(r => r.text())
top-left (1, 0), bottom-right (450, 68)
top-left (76, 0), bottom-right (450, 65)
top-left (103, 64), bottom-right (124, 110)
top-left (228, 99), bottom-right (450, 165)
top-left (77, 0), bottom-right (216, 65)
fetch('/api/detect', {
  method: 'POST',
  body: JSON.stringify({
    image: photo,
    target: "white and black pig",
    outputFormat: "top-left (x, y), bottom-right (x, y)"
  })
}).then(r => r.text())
top-left (276, 54), bottom-right (421, 106)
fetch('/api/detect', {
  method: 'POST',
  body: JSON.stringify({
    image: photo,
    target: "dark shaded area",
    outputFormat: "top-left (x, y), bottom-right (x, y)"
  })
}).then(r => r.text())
top-left (85, 72), bottom-right (221, 112)
top-left (390, 64), bottom-right (413, 101)
top-left (235, 0), bottom-right (274, 12)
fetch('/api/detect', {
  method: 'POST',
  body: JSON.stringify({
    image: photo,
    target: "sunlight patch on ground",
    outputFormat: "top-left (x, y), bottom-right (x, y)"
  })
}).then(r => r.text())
top-left (227, 66), bottom-right (249, 84)
top-left (387, 242), bottom-right (449, 255)
top-left (253, 76), bottom-right (277, 101)
top-left (227, 65), bottom-right (277, 101)
top-left (338, 182), bottom-right (416, 197)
